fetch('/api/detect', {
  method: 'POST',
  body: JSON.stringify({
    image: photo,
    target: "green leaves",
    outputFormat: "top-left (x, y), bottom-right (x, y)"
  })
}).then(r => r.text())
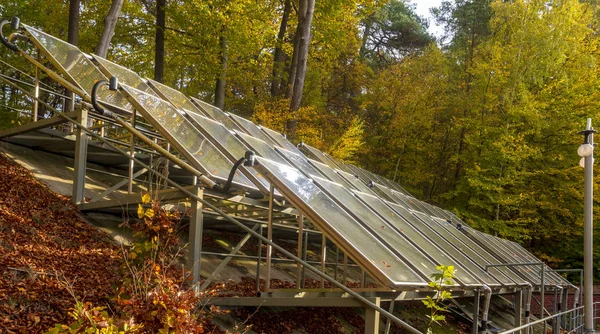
top-left (422, 265), bottom-right (455, 332)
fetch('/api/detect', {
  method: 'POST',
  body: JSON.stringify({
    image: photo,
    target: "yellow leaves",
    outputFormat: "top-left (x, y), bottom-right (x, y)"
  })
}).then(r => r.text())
top-left (137, 205), bottom-right (144, 219)
top-left (138, 204), bottom-right (155, 219)
top-left (141, 193), bottom-right (151, 204)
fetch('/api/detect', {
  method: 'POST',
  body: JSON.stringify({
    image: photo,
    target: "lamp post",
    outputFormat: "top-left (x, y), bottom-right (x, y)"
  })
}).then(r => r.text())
top-left (578, 118), bottom-right (596, 333)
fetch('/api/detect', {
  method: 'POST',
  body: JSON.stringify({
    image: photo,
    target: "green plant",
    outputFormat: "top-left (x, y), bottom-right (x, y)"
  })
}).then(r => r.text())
top-left (422, 265), bottom-right (455, 333)
top-left (46, 302), bottom-right (143, 333)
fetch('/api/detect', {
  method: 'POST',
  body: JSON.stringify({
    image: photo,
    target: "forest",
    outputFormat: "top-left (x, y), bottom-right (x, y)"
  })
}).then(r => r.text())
top-left (1, 0), bottom-right (599, 280)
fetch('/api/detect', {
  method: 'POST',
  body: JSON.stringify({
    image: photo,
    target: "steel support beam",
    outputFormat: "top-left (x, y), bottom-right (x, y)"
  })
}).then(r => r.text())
top-left (514, 289), bottom-right (523, 333)
top-left (72, 107), bottom-right (88, 204)
top-left (365, 297), bottom-right (381, 334)
top-left (189, 184), bottom-right (203, 292)
top-left (0, 110), bottom-right (77, 139)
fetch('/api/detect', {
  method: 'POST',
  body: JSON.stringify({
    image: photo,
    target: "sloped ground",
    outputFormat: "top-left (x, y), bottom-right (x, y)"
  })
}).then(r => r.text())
top-left (0, 147), bottom-right (472, 334)
top-left (0, 152), bottom-right (122, 332)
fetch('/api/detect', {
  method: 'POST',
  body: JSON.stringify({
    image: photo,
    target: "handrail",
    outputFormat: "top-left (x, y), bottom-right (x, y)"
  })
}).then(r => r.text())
top-left (500, 305), bottom-right (585, 334)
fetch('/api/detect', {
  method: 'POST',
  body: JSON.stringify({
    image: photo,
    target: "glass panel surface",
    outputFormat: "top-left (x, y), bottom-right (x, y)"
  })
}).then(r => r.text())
top-left (300, 143), bottom-right (340, 169)
top-left (311, 177), bottom-right (444, 283)
top-left (235, 132), bottom-right (289, 165)
top-left (260, 126), bottom-right (304, 155)
top-left (189, 97), bottom-right (245, 131)
top-left (275, 147), bottom-right (327, 178)
top-left (504, 240), bottom-right (568, 285)
top-left (434, 219), bottom-right (540, 284)
top-left (146, 79), bottom-right (205, 116)
top-left (384, 201), bottom-right (513, 285)
top-left (186, 112), bottom-right (271, 192)
top-left (353, 191), bottom-right (484, 285)
top-left (228, 114), bottom-right (279, 146)
top-left (24, 25), bottom-right (132, 112)
top-left (308, 159), bottom-right (358, 189)
top-left (413, 212), bottom-right (526, 285)
top-left (93, 56), bottom-right (158, 96)
top-left (254, 157), bottom-right (426, 286)
top-left (121, 84), bottom-right (254, 188)
top-left (346, 164), bottom-right (373, 184)
top-left (325, 155), bottom-right (355, 174)
top-left (338, 170), bottom-right (375, 194)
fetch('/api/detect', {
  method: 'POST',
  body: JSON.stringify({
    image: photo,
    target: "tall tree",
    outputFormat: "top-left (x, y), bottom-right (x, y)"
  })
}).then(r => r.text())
top-left (289, 0), bottom-right (315, 110)
top-left (271, 0), bottom-right (292, 97)
top-left (68, 0), bottom-right (80, 45)
top-left (154, 0), bottom-right (166, 83)
top-left (214, 33), bottom-right (228, 109)
top-left (94, 0), bottom-right (124, 58)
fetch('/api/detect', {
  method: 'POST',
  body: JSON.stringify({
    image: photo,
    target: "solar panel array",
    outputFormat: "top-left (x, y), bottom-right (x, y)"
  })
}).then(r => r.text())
top-left (21, 23), bottom-right (571, 290)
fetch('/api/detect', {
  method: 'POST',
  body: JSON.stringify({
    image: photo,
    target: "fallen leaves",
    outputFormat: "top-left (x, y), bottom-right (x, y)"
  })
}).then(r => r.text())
top-left (0, 153), bottom-right (121, 333)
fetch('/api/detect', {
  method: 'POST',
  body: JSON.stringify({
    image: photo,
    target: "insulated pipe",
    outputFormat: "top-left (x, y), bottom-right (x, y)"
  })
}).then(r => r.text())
top-left (480, 285), bottom-right (492, 334)
top-left (523, 282), bottom-right (533, 334)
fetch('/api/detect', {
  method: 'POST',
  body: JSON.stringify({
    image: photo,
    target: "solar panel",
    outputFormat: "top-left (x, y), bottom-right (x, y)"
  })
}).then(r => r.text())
top-left (146, 79), bottom-right (208, 117)
top-left (387, 203), bottom-right (515, 286)
top-left (299, 142), bottom-right (341, 170)
top-left (432, 219), bottom-right (541, 284)
top-left (119, 84), bottom-right (256, 189)
top-left (354, 191), bottom-right (496, 286)
top-left (185, 112), bottom-right (273, 194)
top-left (235, 131), bottom-right (289, 166)
top-left (259, 126), bottom-right (304, 155)
top-left (337, 170), bottom-right (376, 194)
top-left (92, 56), bottom-right (159, 97)
top-left (412, 213), bottom-right (528, 285)
top-left (311, 176), bottom-right (459, 286)
top-left (23, 25), bottom-right (132, 113)
top-left (253, 156), bottom-right (427, 287)
top-left (228, 113), bottom-right (280, 146)
top-left (275, 147), bottom-right (327, 178)
top-left (189, 97), bottom-right (245, 132)
top-left (307, 159), bottom-right (362, 190)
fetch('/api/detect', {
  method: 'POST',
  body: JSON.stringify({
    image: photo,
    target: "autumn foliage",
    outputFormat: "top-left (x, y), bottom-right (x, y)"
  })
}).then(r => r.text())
top-left (0, 153), bottom-right (121, 332)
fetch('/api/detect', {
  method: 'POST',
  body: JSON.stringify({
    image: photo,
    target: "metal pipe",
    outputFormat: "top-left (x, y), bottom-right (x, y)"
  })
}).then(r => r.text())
top-left (501, 305), bottom-right (585, 334)
top-left (480, 285), bottom-right (492, 334)
top-left (523, 282), bottom-right (533, 334)
top-left (582, 118), bottom-right (595, 333)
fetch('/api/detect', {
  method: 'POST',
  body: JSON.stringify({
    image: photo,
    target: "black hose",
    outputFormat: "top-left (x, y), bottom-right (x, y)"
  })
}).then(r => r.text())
top-left (221, 157), bottom-right (246, 193)
top-left (0, 19), bottom-right (19, 52)
top-left (91, 80), bottom-right (112, 117)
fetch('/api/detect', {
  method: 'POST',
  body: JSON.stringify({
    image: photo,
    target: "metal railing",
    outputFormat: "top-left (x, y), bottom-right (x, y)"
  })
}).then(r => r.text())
top-left (500, 301), bottom-right (600, 334)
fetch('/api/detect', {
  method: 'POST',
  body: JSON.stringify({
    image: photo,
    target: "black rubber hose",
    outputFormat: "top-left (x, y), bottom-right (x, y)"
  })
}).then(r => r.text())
top-left (0, 19), bottom-right (19, 52)
top-left (91, 80), bottom-right (112, 117)
top-left (221, 157), bottom-right (247, 193)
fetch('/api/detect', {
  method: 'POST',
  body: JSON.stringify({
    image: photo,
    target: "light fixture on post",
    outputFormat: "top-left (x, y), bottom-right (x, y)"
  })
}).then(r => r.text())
top-left (578, 118), bottom-right (596, 333)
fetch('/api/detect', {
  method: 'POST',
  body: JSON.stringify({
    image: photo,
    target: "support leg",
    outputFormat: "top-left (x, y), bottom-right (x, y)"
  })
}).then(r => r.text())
top-left (365, 297), bottom-right (381, 334)
top-left (188, 185), bottom-right (203, 293)
top-left (514, 289), bottom-right (523, 333)
top-left (472, 289), bottom-right (480, 334)
top-left (72, 107), bottom-right (88, 205)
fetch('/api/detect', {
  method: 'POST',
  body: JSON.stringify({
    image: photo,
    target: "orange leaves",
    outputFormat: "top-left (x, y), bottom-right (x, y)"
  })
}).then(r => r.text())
top-left (0, 153), bottom-right (121, 333)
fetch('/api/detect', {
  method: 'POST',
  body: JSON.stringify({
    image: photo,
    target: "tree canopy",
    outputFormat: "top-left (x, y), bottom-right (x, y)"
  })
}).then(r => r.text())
top-left (1, 0), bottom-right (600, 280)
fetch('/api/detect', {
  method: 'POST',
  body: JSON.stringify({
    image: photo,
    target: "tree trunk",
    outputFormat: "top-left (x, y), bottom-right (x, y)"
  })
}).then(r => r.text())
top-left (359, 15), bottom-right (373, 58)
top-left (154, 0), bottom-right (166, 83)
top-left (289, 0), bottom-right (315, 111)
top-left (271, 0), bottom-right (292, 97)
top-left (68, 0), bottom-right (80, 46)
top-left (95, 0), bottom-right (124, 58)
top-left (214, 34), bottom-right (228, 110)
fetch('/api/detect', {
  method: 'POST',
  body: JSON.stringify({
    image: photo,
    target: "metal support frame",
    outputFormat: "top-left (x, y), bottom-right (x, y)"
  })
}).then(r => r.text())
top-left (72, 107), bottom-right (88, 204)
top-left (198, 224), bottom-right (260, 292)
top-left (255, 224), bottom-right (263, 293)
top-left (514, 289), bottom-right (523, 333)
top-left (265, 184), bottom-right (274, 291)
top-left (365, 297), bottom-right (381, 334)
top-left (472, 289), bottom-right (480, 334)
top-left (189, 184), bottom-right (203, 291)
top-left (485, 262), bottom-right (547, 322)
top-left (89, 168), bottom-right (148, 203)
top-left (296, 213), bottom-right (303, 287)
